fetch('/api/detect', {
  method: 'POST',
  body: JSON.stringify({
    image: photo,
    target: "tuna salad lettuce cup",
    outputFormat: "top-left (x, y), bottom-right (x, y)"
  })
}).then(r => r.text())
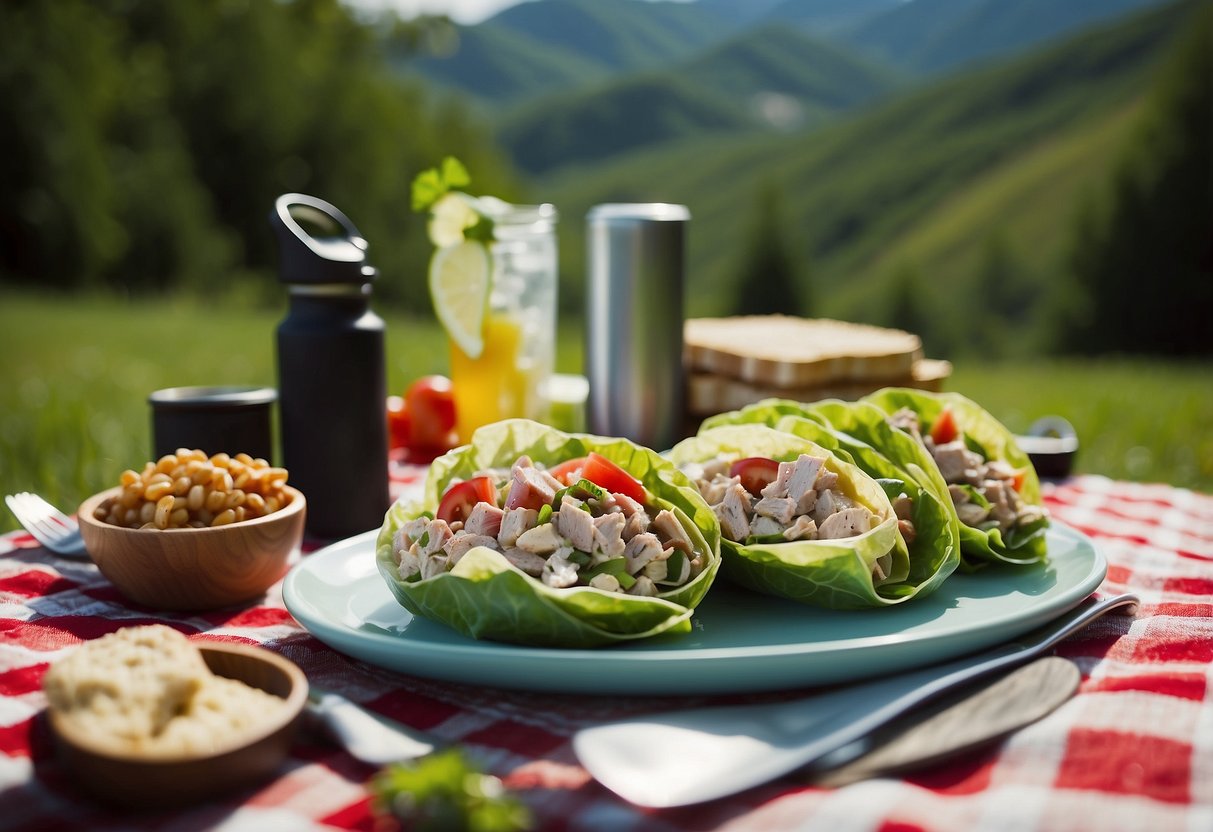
top-left (703, 391), bottom-right (1047, 567)
top-left (668, 424), bottom-right (910, 609)
top-left (862, 388), bottom-right (1049, 565)
top-left (702, 398), bottom-right (961, 592)
top-left (375, 419), bottom-right (721, 647)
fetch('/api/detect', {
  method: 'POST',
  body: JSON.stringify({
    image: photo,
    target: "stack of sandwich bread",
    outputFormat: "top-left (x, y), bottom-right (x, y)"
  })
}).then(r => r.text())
top-left (684, 316), bottom-right (951, 419)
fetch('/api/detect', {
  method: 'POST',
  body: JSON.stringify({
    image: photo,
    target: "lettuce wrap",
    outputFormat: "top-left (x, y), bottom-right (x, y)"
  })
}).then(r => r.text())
top-left (669, 424), bottom-right (906, 609)
top-left (375, 419), bottom-right (721, 647)
top-left (862, 388), bottom-right (1049, 565)
top-left (774, 407), bottom-right (959, 593)
top-left (699, 400), bottom-right (960, 601)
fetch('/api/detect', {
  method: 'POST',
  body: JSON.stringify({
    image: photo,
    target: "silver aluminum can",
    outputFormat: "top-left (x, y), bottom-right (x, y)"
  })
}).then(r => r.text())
top-left (585, 203), bottom-right (690, 451)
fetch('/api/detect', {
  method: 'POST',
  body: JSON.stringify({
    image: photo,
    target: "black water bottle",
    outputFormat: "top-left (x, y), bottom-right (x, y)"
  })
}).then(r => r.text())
top-left (270, 194), bottom-right (390, 539)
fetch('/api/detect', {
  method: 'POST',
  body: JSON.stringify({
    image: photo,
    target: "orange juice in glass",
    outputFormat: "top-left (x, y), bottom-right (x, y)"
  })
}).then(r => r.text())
top-left (450, 202), bottom-right (557, 442)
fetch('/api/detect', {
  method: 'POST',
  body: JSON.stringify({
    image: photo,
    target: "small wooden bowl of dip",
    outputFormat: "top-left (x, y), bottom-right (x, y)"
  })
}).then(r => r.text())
top-left (47, 641), bottom-right (308, 809)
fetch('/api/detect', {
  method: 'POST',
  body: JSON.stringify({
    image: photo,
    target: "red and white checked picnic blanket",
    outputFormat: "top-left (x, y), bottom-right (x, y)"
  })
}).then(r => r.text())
top-left (2, 472), bottom-right (1211, 831)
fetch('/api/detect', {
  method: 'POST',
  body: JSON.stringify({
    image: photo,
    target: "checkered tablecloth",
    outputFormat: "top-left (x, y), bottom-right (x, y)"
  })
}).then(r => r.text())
top-left (2, 471), bottom-right (1211, 831)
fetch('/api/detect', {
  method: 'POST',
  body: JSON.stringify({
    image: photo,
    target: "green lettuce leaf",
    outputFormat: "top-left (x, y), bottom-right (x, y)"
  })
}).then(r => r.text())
top-left (669, 424), bottom-right (904, 609)
top-left (697, 399), bottom-right (961, 603)
top-left (862, 388), bottom-right (1049, 565)
top-left (700, 399), bottom-right (830, 433)
top-left (772, 402), bottom-right (961, 593)
top-left (375, 419), bottom-right (721, 647)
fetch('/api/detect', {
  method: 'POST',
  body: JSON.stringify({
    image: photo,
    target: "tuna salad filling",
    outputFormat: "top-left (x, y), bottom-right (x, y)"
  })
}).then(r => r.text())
top-left (889, 407), bottom-right (1046, 535)
top-left (681, 450), bottom-right (905, 541)
top-left (391, 454), bottom-right (707, 596)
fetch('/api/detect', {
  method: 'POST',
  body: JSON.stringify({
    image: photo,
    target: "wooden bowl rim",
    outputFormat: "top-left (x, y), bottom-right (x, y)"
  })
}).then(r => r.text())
top-left (48, 640), bottom-right (308, 764)
top-left (78, 485), bottom-right (305, 536)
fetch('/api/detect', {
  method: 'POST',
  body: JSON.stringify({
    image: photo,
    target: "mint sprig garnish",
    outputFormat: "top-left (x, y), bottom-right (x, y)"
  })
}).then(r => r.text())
top-left (412, 156), bottom-right (496, 247)
top-left (411, 156), bottom-right (471, 213)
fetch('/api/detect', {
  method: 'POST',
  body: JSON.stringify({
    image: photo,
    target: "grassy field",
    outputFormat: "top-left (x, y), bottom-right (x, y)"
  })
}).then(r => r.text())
top-left (1, 291), bottom-right (1210, 535)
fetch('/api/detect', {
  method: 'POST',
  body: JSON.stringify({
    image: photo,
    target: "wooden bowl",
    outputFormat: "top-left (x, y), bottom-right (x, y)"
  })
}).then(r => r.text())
top-left (48, 641), bottom-right (308, 809)
top-left (78, 486), bottom-right (306, 610)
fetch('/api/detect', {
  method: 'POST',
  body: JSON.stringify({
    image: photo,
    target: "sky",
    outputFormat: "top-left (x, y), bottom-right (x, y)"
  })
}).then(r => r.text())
top-left (342, 0), bottom-right (691, 25)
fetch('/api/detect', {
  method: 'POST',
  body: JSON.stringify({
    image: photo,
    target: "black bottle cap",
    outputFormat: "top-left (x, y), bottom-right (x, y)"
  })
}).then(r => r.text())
top-left (270, 193), bottom-right (378, 285)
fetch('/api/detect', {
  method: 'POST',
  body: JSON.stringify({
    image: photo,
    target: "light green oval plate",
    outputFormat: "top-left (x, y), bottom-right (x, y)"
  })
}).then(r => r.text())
top-left (282, 524), bottom-right (1105, 695)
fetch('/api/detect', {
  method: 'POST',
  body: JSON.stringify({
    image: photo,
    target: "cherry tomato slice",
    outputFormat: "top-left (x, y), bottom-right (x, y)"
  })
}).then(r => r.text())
top-left (548, 456), bottom-right (586, 486)
top-left (729, 457), bottom-right (780, 497)
top-left (930, 406), bottom-right (959, 445)
top-left (580, 452), bottom-right (646, 504)
top-left (437, 476), bottom-right (498, 524)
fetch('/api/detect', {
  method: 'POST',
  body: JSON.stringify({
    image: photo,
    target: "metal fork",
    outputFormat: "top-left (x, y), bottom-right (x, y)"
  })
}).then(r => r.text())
top-left (5, 492), bottom-right (89, 557)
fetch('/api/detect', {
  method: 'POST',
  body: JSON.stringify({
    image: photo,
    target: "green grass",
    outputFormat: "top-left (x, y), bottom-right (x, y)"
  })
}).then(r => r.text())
top-left (0, 291), bottom-right (583, 534)
top-left (0, 291), bottom-right (1209, 535)
top-left (950, 360), bottom-right (1213, 492)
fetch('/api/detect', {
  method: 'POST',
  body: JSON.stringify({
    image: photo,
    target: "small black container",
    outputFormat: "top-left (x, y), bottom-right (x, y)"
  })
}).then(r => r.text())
top-left (270, 194), bottom-right (390, 539)
top-left (149, 386), bottom-right (276, 461)
top-left (1017, 416), bottom-right (1079, 480)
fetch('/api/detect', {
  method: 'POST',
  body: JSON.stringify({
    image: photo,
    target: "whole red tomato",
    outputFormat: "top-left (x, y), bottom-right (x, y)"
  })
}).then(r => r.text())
top-left (406, 375), bottom-right (458, 459)
top-left (386, 395), bottom-right (411, 452)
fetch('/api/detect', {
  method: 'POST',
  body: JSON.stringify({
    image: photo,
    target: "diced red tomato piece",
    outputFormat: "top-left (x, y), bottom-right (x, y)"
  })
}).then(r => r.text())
top-left (437, 476), bottom-right (498, 524)
top-left (548, 456), bottom-right (586, 486)
top-left (580, 452), bottom-right (646, 504)
top-left (930, 407), bottom-right (959, 445)
top-left (729, 457), bottom-right (780, 497)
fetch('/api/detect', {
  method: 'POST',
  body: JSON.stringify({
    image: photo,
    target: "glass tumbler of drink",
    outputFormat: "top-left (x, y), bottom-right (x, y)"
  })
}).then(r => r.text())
top-left (449, 201), bottom-right (558, 442)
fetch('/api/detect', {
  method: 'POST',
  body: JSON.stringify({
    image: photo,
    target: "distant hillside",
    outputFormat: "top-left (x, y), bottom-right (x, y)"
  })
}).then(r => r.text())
top-left (408, 22), bottom-right (608, 105)
top-left (678, 24), bottom-right (899, 110)
top-left (845, 0), bottom-right (1170, 73)
top-left (498, 75), bottom-right (752, 175)
top-left (400, 0), bottom-right (1171, 112)
top-left (406, 0), bottom-right (733, 104)
top-left (497, 24), bottom-right (899, 174)
top-left (539, 0), bottom-right (1195, 356)
top-left (765, 0), bottom-right (903, 33)
top-left (489, 0), bottom-right (730, 71)
top-left (696, 0), bottom-right (786, 25)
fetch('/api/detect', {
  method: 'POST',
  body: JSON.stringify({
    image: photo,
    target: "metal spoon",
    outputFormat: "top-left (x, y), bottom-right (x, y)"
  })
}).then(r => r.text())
top-left (306, 689), bottom-right (440, 765)
top-left (807, 655), bottom-right (1081, 786)
top-left (573, 593), bottom-right (1138, 808)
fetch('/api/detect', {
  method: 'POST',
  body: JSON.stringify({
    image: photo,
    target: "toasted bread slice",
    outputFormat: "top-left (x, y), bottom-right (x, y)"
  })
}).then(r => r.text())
top-left (687, 359), bottom-right (952, 417)
top-left (684, 316), bottom-right (923, 389)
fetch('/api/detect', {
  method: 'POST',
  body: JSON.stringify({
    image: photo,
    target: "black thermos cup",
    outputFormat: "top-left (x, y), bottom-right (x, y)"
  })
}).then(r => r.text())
top-left (270, 194), bottom-right (390, 539)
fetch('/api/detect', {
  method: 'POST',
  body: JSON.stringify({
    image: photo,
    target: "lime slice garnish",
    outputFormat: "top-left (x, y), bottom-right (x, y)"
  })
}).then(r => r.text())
top-left (429, 240), bottom-right (491, 359)
top-left (427, 191), bottom-right (482, 248)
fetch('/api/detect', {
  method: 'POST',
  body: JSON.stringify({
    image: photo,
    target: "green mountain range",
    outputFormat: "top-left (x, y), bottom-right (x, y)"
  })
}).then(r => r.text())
top-left (393, 0), bottom-right (1201, 358)
top-left (404, 0), bottom-right (1170, 106)
top-left (497, 24), bottom-right (901, 173)
top-left (408, 0), bottom-right (734, 105)
top-left (406, 22), bottom-right (610, 105)
top-left (536, 0), bottom-right (1199, 358)
top-left (489, 0), bottom-right (730, 71)
top-left (763, 0), bottom-right (904, 33)
top-left (843, 0), bottom-right (1169, 73)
